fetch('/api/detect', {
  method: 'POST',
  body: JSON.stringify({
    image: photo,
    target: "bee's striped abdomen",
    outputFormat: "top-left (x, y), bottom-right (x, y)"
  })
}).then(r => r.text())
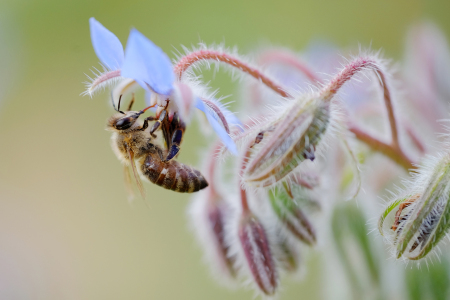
top-left (141, 153), bottom-right (208, 193)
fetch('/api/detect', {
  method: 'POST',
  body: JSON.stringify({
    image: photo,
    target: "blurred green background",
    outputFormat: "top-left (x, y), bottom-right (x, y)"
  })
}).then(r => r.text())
top-left (0, 0), bottom-right (449, 299)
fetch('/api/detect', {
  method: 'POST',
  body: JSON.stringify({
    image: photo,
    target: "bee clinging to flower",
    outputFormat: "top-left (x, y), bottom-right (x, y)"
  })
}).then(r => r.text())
top-left (107, 94), bottom-right (209, 195)
top-left (84, 18), bottom-right (241, 196)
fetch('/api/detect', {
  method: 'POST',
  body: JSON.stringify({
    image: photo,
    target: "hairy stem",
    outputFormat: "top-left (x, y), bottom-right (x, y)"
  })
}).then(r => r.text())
top-left (174, 50), bottom-right (291, 98)
top-left (320, 57), bottom-right (399, 148)
top-left (349, 125), bottom-right (414, 170)
top-left (377, 70), bottom-right (399, 148)
top-left (239, 143), bottom-right (254, 213)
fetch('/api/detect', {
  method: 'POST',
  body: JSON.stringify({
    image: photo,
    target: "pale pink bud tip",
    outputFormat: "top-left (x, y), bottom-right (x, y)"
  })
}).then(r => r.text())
top-left (239, 213), bottom-right (278, 295)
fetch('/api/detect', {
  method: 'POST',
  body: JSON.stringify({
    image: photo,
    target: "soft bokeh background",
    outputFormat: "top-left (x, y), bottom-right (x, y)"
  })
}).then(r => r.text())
top-left (0, 0), bottom-right (449, 299)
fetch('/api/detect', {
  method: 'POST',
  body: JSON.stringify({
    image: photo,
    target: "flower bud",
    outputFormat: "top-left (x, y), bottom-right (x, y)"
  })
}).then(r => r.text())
top-left (379, 157), bottom-right (450, 260)
top-left (244, 97), bottom-right (330, 187)
top-left (269, 187), bottom-right (316, 246)
top-left (188, 193), bottom-right (237, 282)
top-left (238, 212), bottom-right (278, 295)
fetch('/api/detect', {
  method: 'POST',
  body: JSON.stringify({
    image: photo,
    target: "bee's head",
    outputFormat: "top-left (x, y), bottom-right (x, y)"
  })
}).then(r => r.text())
top-left (111, 111), bottom-right (143, 131)
top-left (106, 94), bottom-right (153, 132)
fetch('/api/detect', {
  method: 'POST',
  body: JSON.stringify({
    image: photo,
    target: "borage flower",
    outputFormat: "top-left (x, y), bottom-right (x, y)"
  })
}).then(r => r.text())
top-left (84, 18), bottom-right (238, 154)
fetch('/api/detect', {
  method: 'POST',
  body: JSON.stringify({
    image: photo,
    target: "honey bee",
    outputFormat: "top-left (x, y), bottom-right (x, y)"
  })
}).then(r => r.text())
top-left (106, 94), bottom-right (208, 197)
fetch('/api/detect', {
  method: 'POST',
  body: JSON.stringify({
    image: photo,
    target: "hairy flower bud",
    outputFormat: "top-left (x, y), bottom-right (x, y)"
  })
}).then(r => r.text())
top-left (189, 193), bottom-right (237, 282)
top-left (238, 212), bottom-right (278, 295)
top-left (270, 187), bottom-right (316, 245)
top-left (379, 156), bottom-right (450, 260)
top-left (244, 97), bottom-right (330, 187)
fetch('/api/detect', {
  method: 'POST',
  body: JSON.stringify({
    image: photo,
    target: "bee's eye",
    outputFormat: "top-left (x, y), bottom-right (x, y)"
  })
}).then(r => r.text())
top-left (115, 117), bottom-right (133, 130)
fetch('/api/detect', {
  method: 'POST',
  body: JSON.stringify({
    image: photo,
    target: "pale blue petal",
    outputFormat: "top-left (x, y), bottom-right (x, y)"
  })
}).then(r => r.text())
top-left (221, 107), bottom-right (243, 129)
top-left (89, 18), bottom-right (124, 70)
top-left (208, 98), bottom-right (243, 128)
top-left (121, 29), bottom-right (174, 95)
top-left (228, 115), bottom-right (243, 127)
top-left (196, 100), bottom-right (238, 155)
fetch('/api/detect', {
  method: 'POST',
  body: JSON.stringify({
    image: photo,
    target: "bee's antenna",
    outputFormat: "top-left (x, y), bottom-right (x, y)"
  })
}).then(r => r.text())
top-left (139, 104), bottom-right (157, 115)
top-left (117, 95), bottom-right (125, 114)
top-left (111, 92), bottom-right (125, 114)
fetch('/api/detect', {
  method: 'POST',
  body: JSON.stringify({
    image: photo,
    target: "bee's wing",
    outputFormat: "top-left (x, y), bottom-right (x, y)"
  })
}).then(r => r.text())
top-left (123, 164), bottom-right (135, 202)
top-left (126, 146), bottom-right (146, 200)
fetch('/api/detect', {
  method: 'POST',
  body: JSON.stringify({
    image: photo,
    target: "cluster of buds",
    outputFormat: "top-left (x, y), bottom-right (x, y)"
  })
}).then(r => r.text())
top-left (189, 139), bottom-right (321, 296)
top-left (84, 18), bottom-right (450, 297)
top-left (186, 53), bottom-right (405, 295)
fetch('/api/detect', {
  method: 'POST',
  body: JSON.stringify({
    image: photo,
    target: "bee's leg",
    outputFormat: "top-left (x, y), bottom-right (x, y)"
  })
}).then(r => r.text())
top-left (163, 129), bottom-right (183, 162)
top-left (150, 110), bottom-right (167, 137)
top-left (127, 93), bottom-right (135, 111)
top-left (172, 112), bottom-right (186, 131)
top-left (136, 116), bottom-right (156, 132)
top-left (149, 100), bottom-right (170, 134)
top-left (163, 114), bottom-right (185, 161)
top-left (142, 116), bottom-right (157, 131)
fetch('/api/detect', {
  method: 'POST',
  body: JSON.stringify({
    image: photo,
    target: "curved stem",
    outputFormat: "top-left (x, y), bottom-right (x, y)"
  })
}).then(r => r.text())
top-left (240, 185), bottom-right (250, 213)
top-left (320, 57), bottom-right (399, 148)
top-left (376, 70), bottom-right (399, 148)
top-left (239, 143), bottom-right (254, 213)
top-left (349, 125), bottom-right (414, 170)
top-left (174, 50), bottom-right (291, 98)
